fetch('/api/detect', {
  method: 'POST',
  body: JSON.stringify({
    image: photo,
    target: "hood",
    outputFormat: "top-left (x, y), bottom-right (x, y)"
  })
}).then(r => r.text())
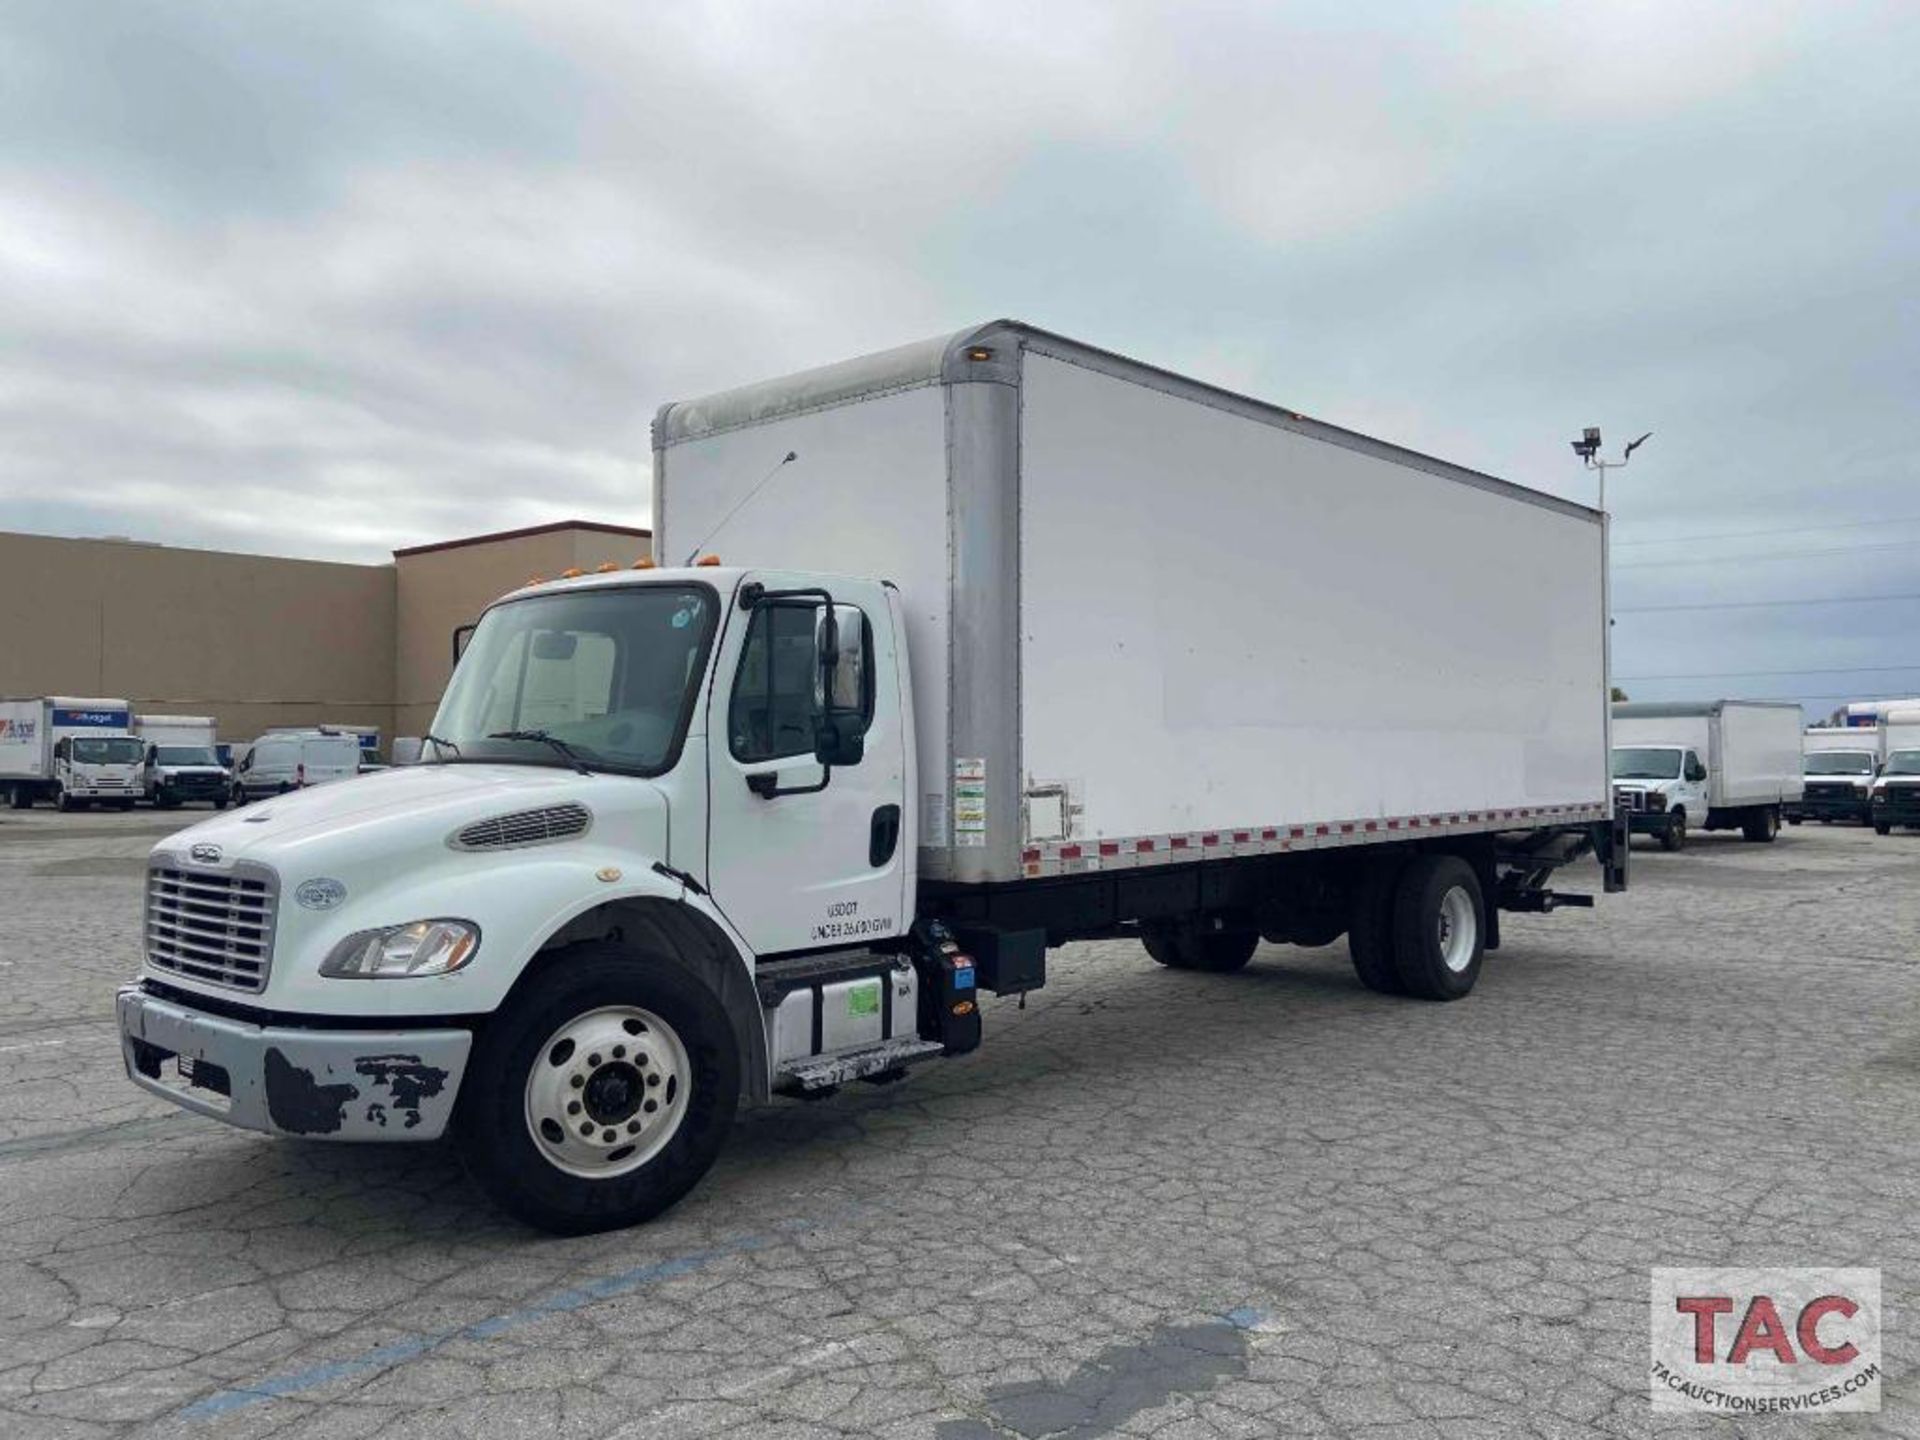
top-left (152, 763), bottom-right (671, 874)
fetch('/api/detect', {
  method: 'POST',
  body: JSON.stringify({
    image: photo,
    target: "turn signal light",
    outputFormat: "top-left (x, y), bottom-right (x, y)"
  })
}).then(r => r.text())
top-left (952, 1000), bottom-right (975, 1016)
top-left (695, 554), bottom-right (722, 567)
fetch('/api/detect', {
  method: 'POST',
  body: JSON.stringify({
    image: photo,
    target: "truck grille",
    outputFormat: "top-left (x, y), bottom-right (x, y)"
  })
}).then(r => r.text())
top-left (450, 802), bottom-right (592, 851)
top-left (1804, 782), bottom-right (1857, 801)
top-left (1612, 787), bottom-right (1647, 812)
top-left (145, 860), bottom-right (277, 992)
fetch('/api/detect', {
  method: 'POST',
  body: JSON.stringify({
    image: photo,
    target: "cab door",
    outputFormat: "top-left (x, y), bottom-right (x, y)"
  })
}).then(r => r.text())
top-left (703, 573), bottom-right (909, 957)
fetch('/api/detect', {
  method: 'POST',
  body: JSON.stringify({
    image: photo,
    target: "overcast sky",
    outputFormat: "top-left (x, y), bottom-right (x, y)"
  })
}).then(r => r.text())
top-left (2, 1), bottom-right (1915, 717)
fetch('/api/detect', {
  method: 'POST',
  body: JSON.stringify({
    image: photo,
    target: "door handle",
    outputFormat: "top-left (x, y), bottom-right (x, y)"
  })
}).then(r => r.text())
top-left (746, 768), bottom-right (829, 800)
top-left (870, 804), bottom-right (901, 866)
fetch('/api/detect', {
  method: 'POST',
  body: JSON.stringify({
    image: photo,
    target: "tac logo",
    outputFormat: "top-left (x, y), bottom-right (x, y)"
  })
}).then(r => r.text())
top-left (1650, 1268), bottom-right (1880, 1413)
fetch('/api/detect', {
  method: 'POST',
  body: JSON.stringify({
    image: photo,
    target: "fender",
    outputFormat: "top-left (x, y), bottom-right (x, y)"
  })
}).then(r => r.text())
top-left (518, 876), bottom-right (773, 1103)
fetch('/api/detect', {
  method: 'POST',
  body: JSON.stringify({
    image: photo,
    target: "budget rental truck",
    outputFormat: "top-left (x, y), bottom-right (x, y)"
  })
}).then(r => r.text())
top-left (1610, 700), bottom-right (1804, 849)
top-left (117, 322), bottom-right (1626, 1233)
top-left (2, 696), bottom-right (141, 810)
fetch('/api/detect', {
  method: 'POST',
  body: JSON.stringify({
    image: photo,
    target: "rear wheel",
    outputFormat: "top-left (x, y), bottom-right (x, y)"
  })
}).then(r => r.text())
top-left (6, 784), bottom-right (28, 810)
top-left (1659, 810), bottom-right (1687, 852)
top-left (213, 797), bottom-right (228, 810)
top-left (455, 943), bottom-right (740, 1234)
top-left (1786, 815), bottom-right (1802, 826)
top-left (1391, 855), bottom-right (1486, 1001)
top-left (1741, 808), bottom-right (1779, 843)
top-left (1141, 923), bottom-right (1259, 972)
top-left (1874, 819), bottom-right (1891, 836)
top-left (1346, 858), bottom-right (1406, 995)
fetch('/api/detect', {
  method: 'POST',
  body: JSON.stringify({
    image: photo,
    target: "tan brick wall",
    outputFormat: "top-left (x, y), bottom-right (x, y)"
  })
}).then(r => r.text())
top-left (0, 532), bottom-right (395, 747)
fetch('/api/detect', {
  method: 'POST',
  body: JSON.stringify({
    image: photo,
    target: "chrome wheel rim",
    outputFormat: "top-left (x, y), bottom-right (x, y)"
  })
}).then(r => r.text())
top-left (524, 1005), bottom-right (690, 1179)
top-left (1436, 885), bottom-right (1477, 973)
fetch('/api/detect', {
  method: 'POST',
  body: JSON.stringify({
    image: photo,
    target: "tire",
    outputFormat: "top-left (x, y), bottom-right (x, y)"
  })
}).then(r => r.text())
top-left (455, 943), bottom-right (741, 1235)
top-left (213, 797), bottom-right (228, 811)
top-left (6, 784), bottom-right (29, 810)
top-left (1741, 808), bottom-right (1778, 843)
top-left (1659, 810), bottom-right (1687, 852)
top-left (54, 785), bottom-right (73, 813)
top-left (1346, 858), bottom-right (1406, 995)
top-left (1786, 815), bottom-right (1802, 826)
top-left (1874, 820), bottom-right (1891, 836)
top-left (1390, 854), bottom-right (1486, 1002)
top-left (1141, 923), bottom-right (1258, 973)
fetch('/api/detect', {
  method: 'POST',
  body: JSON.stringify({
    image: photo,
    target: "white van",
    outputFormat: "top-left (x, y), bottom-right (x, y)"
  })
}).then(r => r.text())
top-left (231, 732), bottom-right (363, 803)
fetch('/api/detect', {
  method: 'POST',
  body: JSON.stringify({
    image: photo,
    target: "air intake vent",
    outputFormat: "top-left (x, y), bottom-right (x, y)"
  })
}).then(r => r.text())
top-left (451, 802), bottom-right (592, 852)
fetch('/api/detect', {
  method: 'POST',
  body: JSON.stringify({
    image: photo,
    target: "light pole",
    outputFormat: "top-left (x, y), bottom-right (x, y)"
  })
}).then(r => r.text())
top-left (1570, 426), bottom-right (1651, 514)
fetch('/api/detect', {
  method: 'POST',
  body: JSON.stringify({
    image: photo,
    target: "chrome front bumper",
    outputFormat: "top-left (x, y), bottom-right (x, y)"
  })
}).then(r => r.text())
top-left (117, 984), bottom-right (472, 1141)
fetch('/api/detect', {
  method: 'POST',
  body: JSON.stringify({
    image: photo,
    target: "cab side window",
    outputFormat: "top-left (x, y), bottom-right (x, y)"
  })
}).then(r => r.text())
top-left (729, 602), bottom-right (873, 763)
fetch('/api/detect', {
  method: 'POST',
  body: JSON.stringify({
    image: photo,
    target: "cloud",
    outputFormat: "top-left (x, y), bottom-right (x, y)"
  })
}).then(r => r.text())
top-left (0, 0), bottom-right (1916, 710)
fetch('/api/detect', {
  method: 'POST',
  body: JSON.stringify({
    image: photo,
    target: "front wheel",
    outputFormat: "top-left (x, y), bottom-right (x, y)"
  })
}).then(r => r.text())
top-left (1659, 811), bottom-right (1687, 852)
top-left (1874, 820), bottom-right (1891, 836)
top-left (54, 785), bottom-right (76, 813)
top-left (213, 797), bottom-right (229, 810)
top-left (455, 943), bottom-right (741, 1234)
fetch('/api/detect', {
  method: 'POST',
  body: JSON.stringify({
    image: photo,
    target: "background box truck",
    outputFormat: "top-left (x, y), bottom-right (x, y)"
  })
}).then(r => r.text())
top-left (1, 696), bottom-right (140, 809)
top-left (117, 321), bottom-right (1625, 1233)
top-left (1789, 726), bottom-right (1885, 825)
top-left (134, 714), bottom-right (231, 810)
top-left (1611, 700), bottom-right (1804, 849)
top-left (1869, 706), bottom-right (1920, 834)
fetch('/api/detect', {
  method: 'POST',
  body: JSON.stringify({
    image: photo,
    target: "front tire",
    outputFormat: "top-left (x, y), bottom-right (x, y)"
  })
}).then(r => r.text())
top-left (1874, 820), bottom-right (1891, 836)
top-left (455, 943), bottom-right (740, 1235)
top-left (54, 785), bottom-right (75, 813)
top-left (1659, 810), bottom-right (1687, 852)
top-left (1391, 855), bottom-right (1485, 1001)
top-left (213, 797), bottom-right (229, 810)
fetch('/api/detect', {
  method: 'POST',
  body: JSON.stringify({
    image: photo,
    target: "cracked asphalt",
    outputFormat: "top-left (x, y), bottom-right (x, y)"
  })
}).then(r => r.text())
top-left (1, 807), bottom-right (1916, 1438)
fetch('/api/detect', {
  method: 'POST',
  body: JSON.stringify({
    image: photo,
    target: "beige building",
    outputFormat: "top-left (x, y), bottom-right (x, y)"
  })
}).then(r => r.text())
top-left (0, 520), bottom-right (651, 752)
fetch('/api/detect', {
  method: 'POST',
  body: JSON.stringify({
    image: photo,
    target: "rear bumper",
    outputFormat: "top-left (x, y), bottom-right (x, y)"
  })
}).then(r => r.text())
top-left (117, 984), bottom-right (471, 1140)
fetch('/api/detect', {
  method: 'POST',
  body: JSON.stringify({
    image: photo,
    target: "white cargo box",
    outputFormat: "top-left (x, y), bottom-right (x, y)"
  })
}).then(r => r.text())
top-left (1804, 726), bottom-right (1885, 765)
top-left (655, 322), bottom-right (1611, 885)
top-left (1613, 701), bottom-right (1804, 808)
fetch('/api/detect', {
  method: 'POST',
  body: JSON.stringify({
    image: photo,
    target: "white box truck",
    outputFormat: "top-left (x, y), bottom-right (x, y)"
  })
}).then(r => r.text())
top-left (1789, 726), bottom-right (1885, 826)
top-left (1611, 700), bottom-right (1804, 849)
top-left (116, 322), bottom-right (1626, 1233)
top-left (1868, 707), bottom-right (1920, 834)
top-left (134, 715), bottom-right (232, 810)
top-left (1, 696), bottom-right (142, 810)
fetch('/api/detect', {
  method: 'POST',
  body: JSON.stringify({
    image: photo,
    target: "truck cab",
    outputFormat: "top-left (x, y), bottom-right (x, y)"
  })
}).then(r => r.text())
top-left (53, 734), bottom-right (145, 810)
top-left (1789, 749), bottom-right (1879, 826)
top-left (118, 566), bottom-right (928, 1234)
top-left (1869, 749), bottom-right (1920, 834)
top-left (1610, 744), bottom-right (1708, 851)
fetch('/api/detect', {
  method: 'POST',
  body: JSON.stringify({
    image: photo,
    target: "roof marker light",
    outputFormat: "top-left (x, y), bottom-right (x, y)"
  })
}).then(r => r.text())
top-left (632, 557), bottom-right (657, 569)
top-left (695, 554), bottom-right (722, 567)
top-left (594, 562), bottom-right (619, 573)
top-left (560, 567), bottom-right (585, 578)
top-left (966, 347), bottom-right (993, 361)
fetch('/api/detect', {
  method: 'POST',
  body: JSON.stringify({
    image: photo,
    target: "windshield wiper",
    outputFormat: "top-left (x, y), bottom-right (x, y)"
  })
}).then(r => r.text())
top-left (422, 733), bottom-right (462, 761)
top-left (486, 729), bottom-right (595, 775)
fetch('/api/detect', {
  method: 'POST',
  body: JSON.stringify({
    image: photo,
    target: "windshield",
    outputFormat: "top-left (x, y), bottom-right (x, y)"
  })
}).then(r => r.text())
top-left (1885, 750), bottom-right (1920, 777)
top-left (1804, 752), bottom-right (1875, 776)
top-left (429, 584), bottom-right (718, 775)
top-left (72, 737), bottom-right (144, 765)
top-left (154, 746), bottom-right (219, 766)
top-left (1611, 746), bottom-right (1681, 780)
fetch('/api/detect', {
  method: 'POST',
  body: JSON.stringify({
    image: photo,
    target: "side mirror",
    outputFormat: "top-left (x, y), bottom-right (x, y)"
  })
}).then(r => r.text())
top-left (452, 623), bottom-right (476, 664)
top-left (814, 711), bottom-right (866, 767)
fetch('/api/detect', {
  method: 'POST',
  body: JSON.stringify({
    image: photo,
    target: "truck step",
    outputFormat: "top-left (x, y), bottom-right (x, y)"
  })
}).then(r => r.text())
top-left (776, 1037), bottom-right (944, 1094)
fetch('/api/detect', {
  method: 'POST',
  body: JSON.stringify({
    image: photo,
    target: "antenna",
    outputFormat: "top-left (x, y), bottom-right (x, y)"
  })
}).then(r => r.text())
top-left (681, 451), bottom-right (798, 566)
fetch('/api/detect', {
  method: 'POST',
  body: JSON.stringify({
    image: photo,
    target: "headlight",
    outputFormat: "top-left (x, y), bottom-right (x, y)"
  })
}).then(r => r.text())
top-left (1872, 791), bottom-right (1887, 803)
top-left (1647, 792), bottom-right (1667, 811)
top-left (321, 919), bottom-right (480, 979)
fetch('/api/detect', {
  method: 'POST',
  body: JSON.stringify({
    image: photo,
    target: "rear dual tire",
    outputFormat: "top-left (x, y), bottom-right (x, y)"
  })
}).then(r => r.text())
top-left (1141, 925), bottom-right (1260, 973)
top-left (1347, 854), bottom-right (1485, 1001)
top-left (1741, 808), bottom-right (1779, 843)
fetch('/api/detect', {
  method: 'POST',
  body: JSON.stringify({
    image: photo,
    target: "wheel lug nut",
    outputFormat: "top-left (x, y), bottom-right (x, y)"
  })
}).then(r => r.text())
top-left (579, 1122), bottom-right (593, 1136)
top-left (601, 1128), bottom-right (616, 1143)
top-left (612, 1045), bottom-right (625, 1059)
top-left (567, 1101), bottom-right (581, 1116)
top-left (627, 1120), bottom-right (641, 1134)
top-left (570, 1075), bottom-right (584, 1089)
